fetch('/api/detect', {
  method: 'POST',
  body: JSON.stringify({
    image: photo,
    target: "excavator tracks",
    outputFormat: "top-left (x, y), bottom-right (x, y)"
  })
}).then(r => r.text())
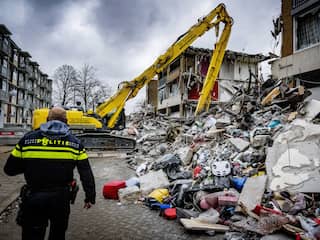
top-left (76, 132), bottom-right (136, 151)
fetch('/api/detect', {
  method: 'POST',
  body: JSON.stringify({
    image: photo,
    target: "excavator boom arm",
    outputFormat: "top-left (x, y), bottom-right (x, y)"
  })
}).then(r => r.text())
top-left (96, 4), bottom-right (232, 128)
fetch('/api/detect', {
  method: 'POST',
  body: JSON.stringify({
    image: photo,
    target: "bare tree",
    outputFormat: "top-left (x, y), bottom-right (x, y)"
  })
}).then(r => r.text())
top-left (52, 65), bottom-right (77, 106)
top-left (89, 83), bottom-right (113, 111)
top-left (76, 64), bottom-right (101, 111)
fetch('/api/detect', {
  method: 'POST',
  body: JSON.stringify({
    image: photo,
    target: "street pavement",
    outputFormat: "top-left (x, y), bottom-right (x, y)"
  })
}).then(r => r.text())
top-left (0, 147), bottom-right (24, 215)
top-left (0, 152), bottom-right (224, 240)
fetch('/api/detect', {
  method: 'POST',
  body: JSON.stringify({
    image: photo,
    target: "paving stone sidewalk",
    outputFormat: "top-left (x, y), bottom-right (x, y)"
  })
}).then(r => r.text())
top-left (0, 146), bottom-right (24, 214)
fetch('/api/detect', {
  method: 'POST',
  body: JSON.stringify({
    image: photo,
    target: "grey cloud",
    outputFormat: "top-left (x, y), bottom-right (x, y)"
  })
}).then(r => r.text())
top-left (93, 0), bottom-right (161, 45)
top-left (26, 0), bottom-right (67, 28)
top-left (0, 0), bottom-right (68, 51)
top-left (0, 0), bottom-right (281, 104)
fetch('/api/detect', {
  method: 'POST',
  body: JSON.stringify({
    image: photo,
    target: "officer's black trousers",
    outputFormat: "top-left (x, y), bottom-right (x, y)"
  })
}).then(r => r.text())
top-left (20, 189), bottom-right (70, 240)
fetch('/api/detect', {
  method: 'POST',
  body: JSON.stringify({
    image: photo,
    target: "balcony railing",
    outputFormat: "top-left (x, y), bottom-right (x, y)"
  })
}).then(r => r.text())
top-left (292, 0), bottom-right (310, 9)
top-left (26, 66), bottom-right (33, 75)
top-left (17, 81), bottom-right (26, 89)
top-left (1, 67), bottom-right (8, 78)
top-left (158, 76), bottom-right (167, 88)
top-left (0, 40), bottom-right (10, 55)
top-left (40, 80), bottom-right (47, 88)
top-left (28, 72), bottom-right (36, 80)
top-left (17, 99), bottom-right (26, 107)
top-left (0, 90), bottom-right (9, 101)
top-left (25, 86), bottom-right (33, 93)
top-left (19, 61), bottom-right (26, 68)
top-left (13, 59), bottom-right (18, 67)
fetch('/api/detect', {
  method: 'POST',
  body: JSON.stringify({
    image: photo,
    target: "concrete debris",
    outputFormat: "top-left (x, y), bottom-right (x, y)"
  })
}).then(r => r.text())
top-left (118, 186), bottom-right (141, 204)
top-left (174, 146), bottom-right (193, 166)
top-left (139, 170), bottom-right (170, 195)
top-left (229, 138), bottom-right (250, 152)
top-left (304, 99), bottom-right (320, 121)
top-left (232, 215), bottom-right (290, 235)
top-left (237, 175), bottom-right (267, 211)
top-left (266, 141), bottom-right (320, 192)
top-left (103, 81), bottom-right (320, 239)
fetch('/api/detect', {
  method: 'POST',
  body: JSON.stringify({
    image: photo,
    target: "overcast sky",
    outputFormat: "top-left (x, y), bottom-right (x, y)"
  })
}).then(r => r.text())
top-left (0, 0), bottom-right (280, 110)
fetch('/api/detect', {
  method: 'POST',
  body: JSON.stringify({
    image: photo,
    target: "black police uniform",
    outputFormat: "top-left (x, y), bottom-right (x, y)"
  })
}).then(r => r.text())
top-left (4, 120), bottom-right (96, 240)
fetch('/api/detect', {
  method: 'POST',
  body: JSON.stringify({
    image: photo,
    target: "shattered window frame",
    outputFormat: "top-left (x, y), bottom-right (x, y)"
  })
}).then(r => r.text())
top-left (292, 0), bottom-right (310, 9)
top-left (295, 6), bottom-right (320, 51)
top-left (168, 79), bottom-right (179, 97)
top-left (158, 87), bottom-right (166, 104)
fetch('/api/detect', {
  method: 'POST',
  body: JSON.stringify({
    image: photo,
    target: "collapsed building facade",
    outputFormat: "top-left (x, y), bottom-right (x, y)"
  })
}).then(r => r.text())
top-left (147, 47), bottom-right (267, 117)
top-left (120, 2), bottom-right (320, 238)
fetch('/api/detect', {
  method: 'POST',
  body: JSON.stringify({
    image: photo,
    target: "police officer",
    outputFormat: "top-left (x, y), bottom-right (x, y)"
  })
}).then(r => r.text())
top-left (4, 107), bottom-right (96, 240)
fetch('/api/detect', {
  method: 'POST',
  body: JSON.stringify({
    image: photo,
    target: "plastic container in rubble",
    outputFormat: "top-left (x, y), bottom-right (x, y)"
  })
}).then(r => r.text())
top-left (148, 189), bottom-right (169, 203)
top-left (103, 180), bottom-right (126, 200)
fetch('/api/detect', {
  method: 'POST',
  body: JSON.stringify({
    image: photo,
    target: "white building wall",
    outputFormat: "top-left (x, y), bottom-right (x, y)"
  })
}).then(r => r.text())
top-left (219, 60), bottom-right (234, 80)
top-left (218, 61), bottom-right (258, 102)
top-left (234, 62), bottom-right (255, 81)
top-left (271, 44), bottom-right (320, 79)
top-left (158, 95), bottom-right (181, 109)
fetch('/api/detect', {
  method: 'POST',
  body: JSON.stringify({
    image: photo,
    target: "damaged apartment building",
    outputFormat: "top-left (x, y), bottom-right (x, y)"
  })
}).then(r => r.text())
top-left (147, 47), bottom-right (266, 117)
top-left (271, 0), bottom-right (320, 89)
top-left (0, 24), bottom-right (52, 129)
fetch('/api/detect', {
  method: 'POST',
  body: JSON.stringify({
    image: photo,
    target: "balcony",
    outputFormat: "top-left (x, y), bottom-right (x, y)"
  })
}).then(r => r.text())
top-left (29, 103), bottom-right (35, 110)
top-left (12, 59), bottom-right (18, 67)
top-left (158, 76), bottom-right (167, 88)
top-left (0, 89), bottom-right (9, 101)
top-left (18, 62), bottom-right (27, 72)
top-left (19, 61), bottom-right (26, 67)
top-left (28, 71), bottom-right (36, 80)
top-left (39, 80), bottom-right (47, 88)
top-left (26, 66), bottom-right (33, 75)
top-left (17, 81), bottom-right (26, 89)
top-left (0, 67), bottom-right (8, 79)
top-left (271, 44), bottom-right (320, 79)
top-left (167, 68), bottom-right (180, 82)
top-left (25, 85), bottom-right (34, 94)
top-left (17, 99), bottom-right (26, 107)
top-left (292, 0), bottom-right (319, 14)
top-left (292, 0), bottom-right (309, 8)
top-left (0, 40), bottom-right (10, 56)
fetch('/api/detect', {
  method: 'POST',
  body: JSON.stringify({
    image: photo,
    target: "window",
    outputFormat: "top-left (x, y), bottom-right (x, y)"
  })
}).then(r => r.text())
top-left (158, 88), bottom-right (166, 103)
top-left (18, 73), bottom-right (25, 87)
top-left (170, 59), bottom-right (180, 72)
top-left (2, 80), bottom-right (7, 91)
top-left (13, 51), bottom-right (18, 65)
top-left (18, 91), bottom-right (24, 103)
top-left (19, 56), bottom-right (25, 67)
top-left (293, 0), bottom-right (310, 9)
top-left (168, 80), bottom-right (179, 97)
top-left (2, 38), bottom-right (9, 52)
top-left (2, 59), bottom-right (8, 77)
top-left (296, 7), bottom-right (320, 50)
top-left (12, 70), bottom-right (17, 85)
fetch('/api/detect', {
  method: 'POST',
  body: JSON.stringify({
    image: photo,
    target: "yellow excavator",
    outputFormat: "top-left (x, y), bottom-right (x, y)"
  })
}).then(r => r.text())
top-left (32, 3), bottom-right (232, 150)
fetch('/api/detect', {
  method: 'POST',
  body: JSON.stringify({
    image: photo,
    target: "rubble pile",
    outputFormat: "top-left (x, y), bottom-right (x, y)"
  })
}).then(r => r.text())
top-left (106, 80), bottom-right (320, 239)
